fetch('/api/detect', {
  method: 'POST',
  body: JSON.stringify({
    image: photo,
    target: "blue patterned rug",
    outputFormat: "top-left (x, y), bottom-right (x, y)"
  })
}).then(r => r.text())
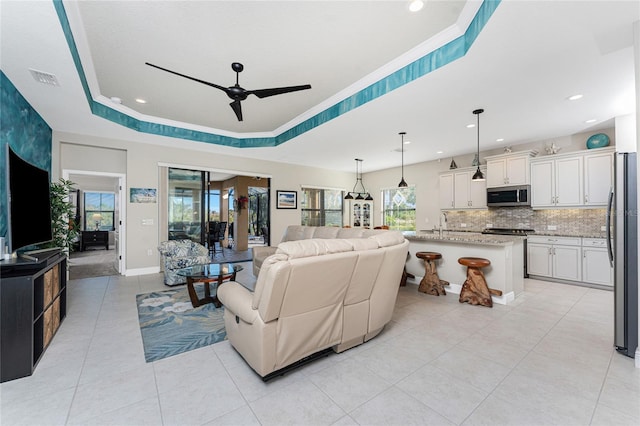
top-left (136, 285), bottom-right (226, 362)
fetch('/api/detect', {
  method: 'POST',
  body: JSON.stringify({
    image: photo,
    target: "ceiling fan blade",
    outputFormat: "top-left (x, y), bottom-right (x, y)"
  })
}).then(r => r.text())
top-left (249, 84), bottom-right (312, 99)
top-left (145, 62), bottom-right (228, 94)
top-left (229, 100), bottom-right (243, 121)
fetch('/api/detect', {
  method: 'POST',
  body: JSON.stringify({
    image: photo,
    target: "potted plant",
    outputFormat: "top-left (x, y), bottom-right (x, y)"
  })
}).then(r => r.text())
top-left (46, 178), bottom-right (79, 254)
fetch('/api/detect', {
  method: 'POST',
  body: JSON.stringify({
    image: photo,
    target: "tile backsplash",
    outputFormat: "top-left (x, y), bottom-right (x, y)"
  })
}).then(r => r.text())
top-left (444, 208), bottom-right (607, 237)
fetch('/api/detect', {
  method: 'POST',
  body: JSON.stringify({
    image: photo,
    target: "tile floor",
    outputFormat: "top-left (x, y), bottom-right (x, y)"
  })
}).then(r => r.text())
top-left (1, 263), bottom-right (639, 426)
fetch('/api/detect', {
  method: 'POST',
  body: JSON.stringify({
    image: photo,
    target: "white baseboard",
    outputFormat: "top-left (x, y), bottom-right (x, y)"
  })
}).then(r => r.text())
top-left (125, 266), bottom-right (160, 277)
top-left (412, 276), bottom-right (514, 305)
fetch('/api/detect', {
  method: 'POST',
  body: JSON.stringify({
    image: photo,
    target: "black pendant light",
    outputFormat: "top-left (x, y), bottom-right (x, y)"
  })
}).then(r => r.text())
top-left (398, 132), bottom-right (408, 187)
top-left (472, 109), bottom-right (485, 181)
top-left (344, 159), bottom-right (373, 200)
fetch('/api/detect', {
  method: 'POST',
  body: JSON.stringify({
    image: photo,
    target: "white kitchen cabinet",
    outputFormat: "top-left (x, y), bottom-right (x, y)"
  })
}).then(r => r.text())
top-left (439, 167), bottom-right (486, 210)
top-left (530, 156), bottom-right (582, 207)
top-left (527, 243), bottom-right (553, 277)
top-left (584, 150), bottom-right (614, 206)
top-left (439, 173), bottom-right (454, 210)
top-left (582, 238), bottom-right (613, 286)
top-left (530, 147), bottom-right (613, 209)
top-left (485, 151), bottom-right (537, 188)
top-left (454, 169), bottom-right (487, 209)
top-left (527, 236), bottom-right (582, 281)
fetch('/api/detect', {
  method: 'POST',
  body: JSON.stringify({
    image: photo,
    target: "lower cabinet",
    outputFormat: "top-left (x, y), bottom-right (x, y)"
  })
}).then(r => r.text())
top-left (582, 238), bottom-right (613, 287)
top-left (527, 236), bottom-right (612, 287)
top-left (527, 236), bottom-right (582, 282)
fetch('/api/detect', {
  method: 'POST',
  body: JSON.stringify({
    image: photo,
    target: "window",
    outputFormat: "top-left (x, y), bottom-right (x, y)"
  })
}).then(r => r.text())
top-left (84, 192), bottom-right (115, 231)
top-left (382, 187), bottom-right (416, 231)
top-left (301, 188), bottom-right (343, 227)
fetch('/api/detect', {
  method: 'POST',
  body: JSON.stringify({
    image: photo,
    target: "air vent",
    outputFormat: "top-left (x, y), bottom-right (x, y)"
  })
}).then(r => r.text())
top-left (29, 69), bottom-right (59, 86)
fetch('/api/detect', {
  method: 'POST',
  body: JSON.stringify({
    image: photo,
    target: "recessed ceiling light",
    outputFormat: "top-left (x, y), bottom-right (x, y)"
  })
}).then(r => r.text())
top-left (110, 97), bottom-right (122, 104)
top-left (585, 119), bottom-right (597, 123)
top-left (135, 98), bottom-right (147, 104)
top-left (436, 150), bottom-right (443, 154)
top-left (404, 140), bottom-right (411, 145)
top-left (568, 94), bottom-right (583, 101)
top-left (466, 124), bottom-right (475, 128)
top-left (496, 138), bottom-right (504, 142)
top-left (409, 0), bottom-right (424, 12)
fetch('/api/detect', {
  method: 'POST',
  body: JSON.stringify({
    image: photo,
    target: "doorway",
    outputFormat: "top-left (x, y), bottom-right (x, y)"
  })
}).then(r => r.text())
top-left (63, 170), bottom-right (126, 279)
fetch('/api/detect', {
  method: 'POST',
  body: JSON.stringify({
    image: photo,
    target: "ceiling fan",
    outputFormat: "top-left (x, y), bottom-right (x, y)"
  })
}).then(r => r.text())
top-left (145, 62), bottom-right (311, 121)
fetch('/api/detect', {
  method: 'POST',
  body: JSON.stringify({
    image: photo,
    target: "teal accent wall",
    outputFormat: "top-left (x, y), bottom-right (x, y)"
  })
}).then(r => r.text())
top-left (0, 71), bottom-right (53, 239)
top-left (53, 0), bottom-right (501, 149)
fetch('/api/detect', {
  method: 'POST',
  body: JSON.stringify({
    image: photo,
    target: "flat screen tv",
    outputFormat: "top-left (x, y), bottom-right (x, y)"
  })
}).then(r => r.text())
top-left (6, 145), bottom-right (53, 254)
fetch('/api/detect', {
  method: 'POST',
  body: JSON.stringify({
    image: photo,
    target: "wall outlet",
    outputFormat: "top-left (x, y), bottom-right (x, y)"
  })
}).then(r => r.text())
top-left (486, 223), bottom-right (493, 228)
top-left (147, 249), bottom-right (153, 256)
top-left (547, 225), bottom-right (557, 231)
top-left (601, 225), bottom-right (607, 231)
top-left (460, 223), bottom-right (467, 228)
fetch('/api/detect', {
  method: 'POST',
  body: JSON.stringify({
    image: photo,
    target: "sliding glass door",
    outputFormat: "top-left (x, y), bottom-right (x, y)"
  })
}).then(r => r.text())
top-left (167, 168), bottom-right (205, 242)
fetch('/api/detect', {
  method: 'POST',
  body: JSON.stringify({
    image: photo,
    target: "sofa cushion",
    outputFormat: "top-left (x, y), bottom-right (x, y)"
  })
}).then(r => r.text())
top-left (276, 239), bottom-right (354, 259)
top-left (336, 228), bottom-right (367, 238)
top-left (310, 227), bottom-right (340, 239)
top-left (345, 238), bottom-right (379, 251)
top-left (368, 231), bottom-right (405, 247)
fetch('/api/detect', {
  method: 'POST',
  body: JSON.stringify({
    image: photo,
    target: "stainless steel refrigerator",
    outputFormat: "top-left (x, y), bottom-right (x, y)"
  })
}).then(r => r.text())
top-left (607, 152), bottom-right (638, 358)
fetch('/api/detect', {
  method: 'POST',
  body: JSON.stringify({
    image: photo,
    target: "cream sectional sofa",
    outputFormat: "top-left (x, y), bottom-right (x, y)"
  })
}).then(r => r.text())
top-left (218, 230), bottom-right (409, 379)
top-left (252, 225), bottom-right (392, 276)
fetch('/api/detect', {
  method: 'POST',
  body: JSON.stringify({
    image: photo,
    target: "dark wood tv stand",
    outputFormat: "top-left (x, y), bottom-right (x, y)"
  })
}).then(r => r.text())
top-left (0, 250), bottom-right (67, 382)
top-left (80, 230), bottom-right (109, 251)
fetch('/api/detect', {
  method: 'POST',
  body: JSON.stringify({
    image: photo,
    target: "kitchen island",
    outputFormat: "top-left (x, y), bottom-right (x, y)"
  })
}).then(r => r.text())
top-left (404, 231), bottom-right (525, 305)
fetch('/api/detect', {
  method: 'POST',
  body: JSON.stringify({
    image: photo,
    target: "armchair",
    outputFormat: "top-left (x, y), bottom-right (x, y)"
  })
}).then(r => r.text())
top-left (158, 239), bottom-right (210, 286)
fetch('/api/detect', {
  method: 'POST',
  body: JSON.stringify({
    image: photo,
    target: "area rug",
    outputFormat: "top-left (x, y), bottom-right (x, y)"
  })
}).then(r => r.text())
top-left (136, 285), bottom-right (226, 362)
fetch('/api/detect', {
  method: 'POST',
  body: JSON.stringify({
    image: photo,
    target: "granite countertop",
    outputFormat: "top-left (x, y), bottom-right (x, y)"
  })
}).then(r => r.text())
top-left (404, 231), bottom-right (525, 246)
top-left (405, 229), bottom-right (609, 244)
top-left (533, 231), bottom-right (608, 239)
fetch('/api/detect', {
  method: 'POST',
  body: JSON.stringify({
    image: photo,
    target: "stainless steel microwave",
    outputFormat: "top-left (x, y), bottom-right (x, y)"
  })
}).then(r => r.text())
top-left (486, 185), bottom-right (531, 207)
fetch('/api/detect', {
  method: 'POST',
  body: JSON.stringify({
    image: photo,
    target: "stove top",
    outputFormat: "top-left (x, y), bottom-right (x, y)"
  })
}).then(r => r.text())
top-left (481, 228), bottom-right (535, 236)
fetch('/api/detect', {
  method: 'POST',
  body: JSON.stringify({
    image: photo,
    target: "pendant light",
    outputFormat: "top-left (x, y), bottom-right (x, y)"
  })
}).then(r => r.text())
top-left (472, 109), bottom-right (485, 181)
top-left (398, 132), bottom-right (408, 187)
top-left (344, 159), bottom-right (373, 200)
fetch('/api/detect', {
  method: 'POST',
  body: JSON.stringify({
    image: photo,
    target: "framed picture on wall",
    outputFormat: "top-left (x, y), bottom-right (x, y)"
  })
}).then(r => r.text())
top-left (276, 190), bottom-right (297, 209)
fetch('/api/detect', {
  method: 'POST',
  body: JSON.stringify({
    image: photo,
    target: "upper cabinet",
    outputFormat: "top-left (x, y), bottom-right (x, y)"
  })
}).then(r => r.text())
top-left (530, 147), bottom-right (613, 209)
top-left (439, 167), bottom-right (487, 210)
top-left (485, 151), bottom-right (538, 188)
top-left (583, 150), bottom-right (614, 205)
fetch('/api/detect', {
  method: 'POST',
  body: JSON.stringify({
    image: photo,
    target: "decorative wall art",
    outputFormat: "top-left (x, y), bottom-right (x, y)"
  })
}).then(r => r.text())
top-left (130, 188), bottom-right (157, 203)
top-left (276, 190), bottom-right (297, 209)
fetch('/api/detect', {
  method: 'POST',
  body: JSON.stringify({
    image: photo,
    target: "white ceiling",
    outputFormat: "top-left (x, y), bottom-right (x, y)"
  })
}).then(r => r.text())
top-left (1, 1), bottom-right (638, 173)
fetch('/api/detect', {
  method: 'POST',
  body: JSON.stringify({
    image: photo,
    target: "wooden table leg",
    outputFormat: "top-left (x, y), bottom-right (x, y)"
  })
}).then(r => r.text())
top-left (186, 277), bottom-right (201, 308)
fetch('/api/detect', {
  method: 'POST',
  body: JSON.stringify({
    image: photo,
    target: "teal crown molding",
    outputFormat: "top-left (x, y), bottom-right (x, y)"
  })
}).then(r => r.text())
top-left (53, 0), bottom-right (501, 149)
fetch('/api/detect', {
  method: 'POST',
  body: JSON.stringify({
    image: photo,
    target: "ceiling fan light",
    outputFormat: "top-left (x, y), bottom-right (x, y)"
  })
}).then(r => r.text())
top-left (472, 167), bottom-right (485, 181)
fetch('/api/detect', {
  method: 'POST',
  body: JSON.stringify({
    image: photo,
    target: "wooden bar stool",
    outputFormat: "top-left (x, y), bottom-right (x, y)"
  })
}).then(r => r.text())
top-left (458, 257), bottom-right (502, 307)
top-left (416, 252), bottom-right (449, 296)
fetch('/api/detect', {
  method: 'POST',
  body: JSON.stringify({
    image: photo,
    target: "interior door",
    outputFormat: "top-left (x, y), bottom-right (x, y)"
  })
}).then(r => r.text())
top-left (113, 177), bottom-right (125, 273)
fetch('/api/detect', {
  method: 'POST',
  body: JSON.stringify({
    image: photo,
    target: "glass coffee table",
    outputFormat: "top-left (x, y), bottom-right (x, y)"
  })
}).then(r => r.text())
top-left (176, 263), bottom-right (243, 308)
